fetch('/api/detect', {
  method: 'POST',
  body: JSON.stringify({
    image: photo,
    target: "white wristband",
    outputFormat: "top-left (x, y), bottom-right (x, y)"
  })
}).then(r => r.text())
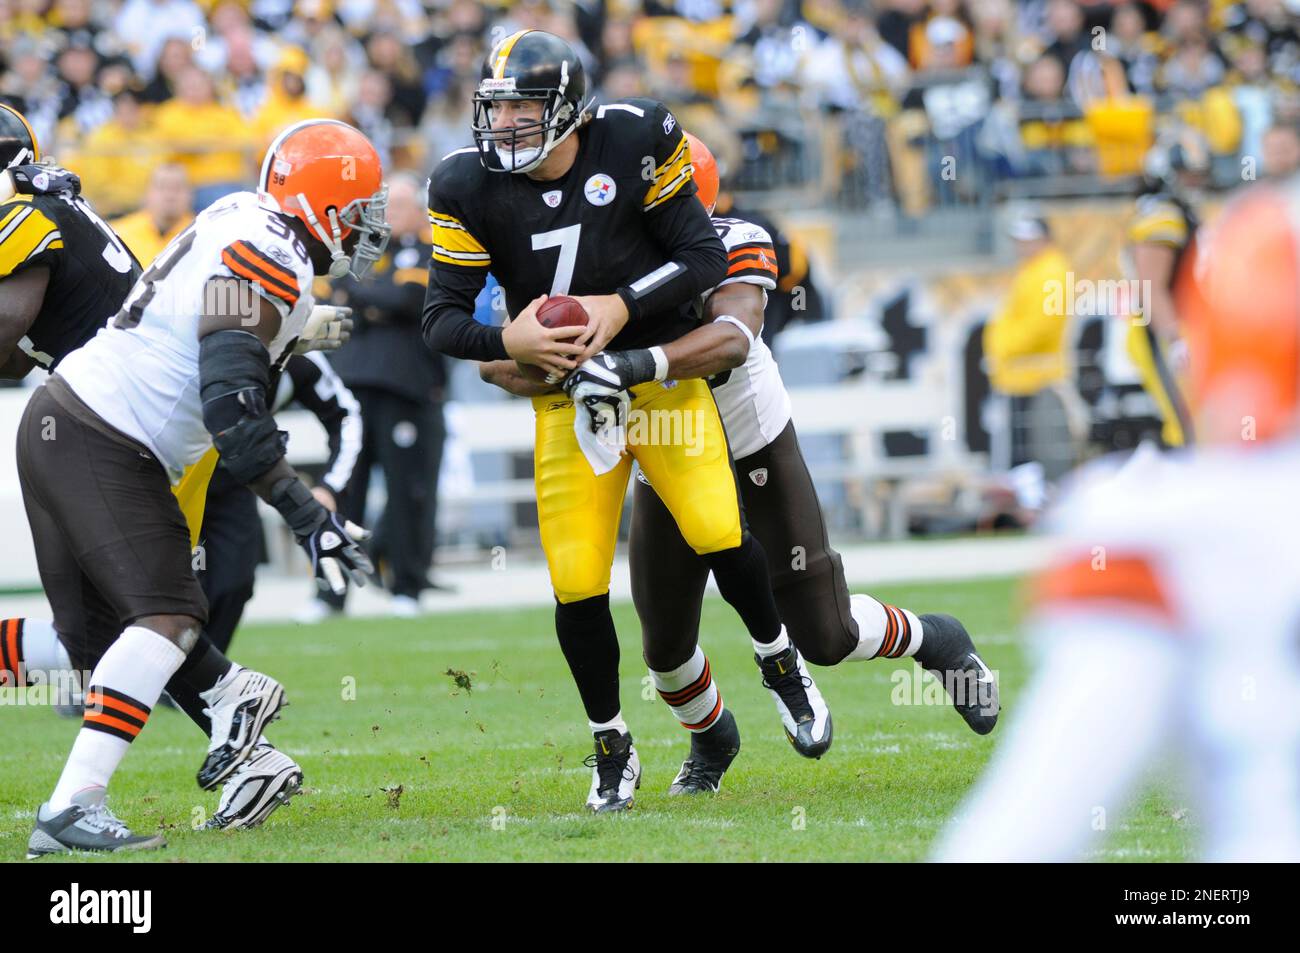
top-left (648, 345), bottom-right (669, 382)
top-left (713, 314), bottom-right (755, 348)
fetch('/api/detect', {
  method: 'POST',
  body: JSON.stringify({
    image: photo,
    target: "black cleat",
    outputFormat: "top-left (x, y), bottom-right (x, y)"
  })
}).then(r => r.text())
top-left (757, 644), bottom-right (833, 758)
top-left (917, 613), bottom-right (1000, 734)
top-left (669, 708), bottom-right (742, 795)
top-left (584, 729), bottom-right (641, 813)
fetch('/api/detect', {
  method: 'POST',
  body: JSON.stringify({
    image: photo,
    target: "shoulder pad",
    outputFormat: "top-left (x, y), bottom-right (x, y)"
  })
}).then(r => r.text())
top-left (430, 147), bottom-right (487, 202)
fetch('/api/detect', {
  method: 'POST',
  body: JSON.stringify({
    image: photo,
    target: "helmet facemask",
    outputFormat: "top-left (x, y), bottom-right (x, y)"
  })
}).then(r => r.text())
top-left (296, 183), bottom-right (391, 279)
top-left (472, 73), bottom-right (585, 174)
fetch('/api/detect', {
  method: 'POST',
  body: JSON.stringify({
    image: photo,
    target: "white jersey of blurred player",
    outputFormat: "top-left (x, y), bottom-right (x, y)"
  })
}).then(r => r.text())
top-left (57, 191), bottom-right (315, 482)
top-left (934, 440), bottom-right (1300, 862)
top-left (704, 215), bottom-right (791, 457)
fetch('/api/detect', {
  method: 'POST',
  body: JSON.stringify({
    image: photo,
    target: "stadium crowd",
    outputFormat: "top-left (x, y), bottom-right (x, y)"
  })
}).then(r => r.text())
top-left (1, 0), bottom-right (1297, 217)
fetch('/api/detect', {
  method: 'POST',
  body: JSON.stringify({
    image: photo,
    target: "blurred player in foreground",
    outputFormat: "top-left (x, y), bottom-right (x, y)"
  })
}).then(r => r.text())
top-left (934, 178), bottom-right (1300, 862)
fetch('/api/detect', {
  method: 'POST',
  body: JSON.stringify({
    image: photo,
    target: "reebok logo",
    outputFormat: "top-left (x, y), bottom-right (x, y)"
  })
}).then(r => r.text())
top-left (50, 883), bottom-right (152, 933)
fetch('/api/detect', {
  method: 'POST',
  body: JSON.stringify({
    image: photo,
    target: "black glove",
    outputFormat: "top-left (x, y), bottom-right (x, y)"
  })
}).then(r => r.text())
top-left (8, 163), bottom-right (82, 197)
top-left (269, 477), bottom-right (373, 594)
top-left (560, 348), bottom-right (661, 399)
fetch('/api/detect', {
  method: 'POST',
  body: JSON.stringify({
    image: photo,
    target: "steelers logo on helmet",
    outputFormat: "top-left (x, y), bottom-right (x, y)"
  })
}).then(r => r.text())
top-left (584, 174), bottom-right (616, 206)
top-left (471, 30), bottom-right (592, 175)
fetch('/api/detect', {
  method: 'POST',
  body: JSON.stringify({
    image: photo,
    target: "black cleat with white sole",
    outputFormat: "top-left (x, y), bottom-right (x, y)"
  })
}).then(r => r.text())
top-left (584, 729), bottom-right (641, 813)
top-left (757, 644), bottom-right (832, 759)
top-left (917, 613), bottom-right (1000, 734)
top-left (668, 708), bottom-right (741, 795)
top-left (197, 668), bottom-right (286, 791)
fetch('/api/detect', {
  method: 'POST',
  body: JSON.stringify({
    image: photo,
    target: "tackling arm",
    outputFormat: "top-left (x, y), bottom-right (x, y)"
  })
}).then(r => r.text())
top-left (198, 279), bottom-right (372, 594)
top-left (0, 265), bottom-right (49, 375)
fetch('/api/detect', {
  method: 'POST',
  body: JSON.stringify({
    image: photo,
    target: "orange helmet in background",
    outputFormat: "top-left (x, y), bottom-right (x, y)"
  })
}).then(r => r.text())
top-left (685, 131), bottom-right (719, 215)
top-left (259, 119), bottom-right (390, 278)
top-left (1178, 182), bottom-right (1300, 445)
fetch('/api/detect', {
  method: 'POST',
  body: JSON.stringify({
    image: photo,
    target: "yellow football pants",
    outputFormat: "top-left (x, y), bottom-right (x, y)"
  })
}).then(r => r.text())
top-left (172, 446), bottom-right (221, 550)
top-left (1126, 321), bottom-right (1191, 447)
top-left (533, 377), bottom-right (742, 604)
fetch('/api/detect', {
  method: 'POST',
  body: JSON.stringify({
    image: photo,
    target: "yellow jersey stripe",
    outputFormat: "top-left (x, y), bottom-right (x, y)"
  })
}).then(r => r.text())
top-left (644, 139), bottom-right (693, 210)
top-left (428, 209), bottom-right (466, 229)
top-left (0, 206), bottom-right (60, 276)
top-left (1129, 215), bottom-right (1187, 246)
top-left (492, 30), bottom-right (530, 80)
top-left (432, 248), bottom-right (491, 267)
top-left (432, 221), bottom-right (489, 257)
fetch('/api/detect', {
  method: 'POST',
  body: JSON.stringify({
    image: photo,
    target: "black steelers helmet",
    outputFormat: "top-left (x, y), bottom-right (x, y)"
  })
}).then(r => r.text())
top-left (0, 102), bottom-right (40, 168)
top-left (472, 30), bottom-right (590, 174)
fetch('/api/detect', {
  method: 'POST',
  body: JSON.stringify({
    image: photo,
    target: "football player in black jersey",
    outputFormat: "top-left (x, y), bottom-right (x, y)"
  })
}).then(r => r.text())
top-left (0, 103), bottom-right (141, 379)
top-left (423, 30), bottom-right (830, 812)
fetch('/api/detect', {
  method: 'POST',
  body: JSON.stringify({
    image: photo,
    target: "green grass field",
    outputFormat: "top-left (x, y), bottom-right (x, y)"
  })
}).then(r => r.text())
top-left (0, 575), bottom-right (1196, 862)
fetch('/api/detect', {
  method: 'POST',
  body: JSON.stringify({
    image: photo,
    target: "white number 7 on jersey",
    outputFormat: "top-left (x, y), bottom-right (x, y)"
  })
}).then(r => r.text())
top-left (531, 224), bottom-right (580, 296)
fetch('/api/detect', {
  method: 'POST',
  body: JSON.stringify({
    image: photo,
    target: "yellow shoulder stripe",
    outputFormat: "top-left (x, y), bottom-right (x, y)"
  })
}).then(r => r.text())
top-left (0, 203), bottom-right (62, 277)
top-left (644, 136), bottom-right (693, 211)
top-left (1129, 213), bottom-right (1187, 246)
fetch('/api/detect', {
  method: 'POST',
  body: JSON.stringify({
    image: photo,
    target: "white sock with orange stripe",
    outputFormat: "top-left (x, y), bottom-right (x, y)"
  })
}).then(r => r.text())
top-left (845, 595), bottom-right (925, 661)
top-left (652, 647), bottom-right (724, 733)
top-left (49, 626), bottom-right (186, 811)
top-left (1, 617), bottom-right (69, 687)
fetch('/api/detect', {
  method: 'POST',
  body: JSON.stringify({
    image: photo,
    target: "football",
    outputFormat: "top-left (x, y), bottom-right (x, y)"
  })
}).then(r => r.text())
top-left (536, 295), bottom-right (589, 329)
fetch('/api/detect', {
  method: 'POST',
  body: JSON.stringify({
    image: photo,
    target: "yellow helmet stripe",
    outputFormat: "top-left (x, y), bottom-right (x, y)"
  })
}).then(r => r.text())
top-left (492, 30), bottom-right (530, 81)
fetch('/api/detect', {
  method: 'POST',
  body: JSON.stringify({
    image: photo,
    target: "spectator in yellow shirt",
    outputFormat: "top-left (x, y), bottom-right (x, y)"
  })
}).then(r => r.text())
top-left (68, 89), bottom-right (164, 216)
top-left (251, 46), bottom-right (327, 153)
top-left (110, 163), bottom-right (194, 268)
top-left (983, 214), bottom-right (1080, 477)
top-left (151, 67), bottom-right (254, 206)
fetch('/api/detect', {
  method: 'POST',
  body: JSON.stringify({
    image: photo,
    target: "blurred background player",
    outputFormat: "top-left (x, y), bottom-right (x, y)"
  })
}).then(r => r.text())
top-left (1121, 129), bottom-right (1210, 450)
top-left (935, 177), bottom-right (1300, 862)
top-left (301, 170), bottom-right (449, 622)
top-left (424, 30), bottom-right (825, 812)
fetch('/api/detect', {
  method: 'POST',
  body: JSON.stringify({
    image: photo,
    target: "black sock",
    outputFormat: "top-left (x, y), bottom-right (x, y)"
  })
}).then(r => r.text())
top-left (703, 533), bottom-right (782, 644)
top-left (164, 635), bottom-right (232, 736)
top-left (554, 593), bottom-right (621, 724)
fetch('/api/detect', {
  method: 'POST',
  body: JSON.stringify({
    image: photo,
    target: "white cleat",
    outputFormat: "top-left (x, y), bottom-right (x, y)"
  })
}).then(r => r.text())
top-left (204, 744), bottom-right (303, 830)
top-left (584, 730), bottom-right (641, 813)
top-left (197, 667), bottom-right (286, 791)
top-left (756, 644), bottom-right (833, 758)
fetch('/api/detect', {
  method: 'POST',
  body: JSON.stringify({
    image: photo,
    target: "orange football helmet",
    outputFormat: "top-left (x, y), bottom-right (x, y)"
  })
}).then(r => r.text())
top-left (1178, 181), bottom-right (1300, 445)
top-left (259, 119), bottom-right (390, 278)
top-left (685, 131), bottom-right (719, 215)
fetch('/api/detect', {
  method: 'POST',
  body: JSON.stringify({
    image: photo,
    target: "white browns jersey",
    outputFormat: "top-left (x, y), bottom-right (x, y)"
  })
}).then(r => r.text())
top-left (935, 443), bottom-right (1300, 861)
top-left (703, 215), bottom-right (792, 459)
top-left (56, 192), bottom-right (316, 483)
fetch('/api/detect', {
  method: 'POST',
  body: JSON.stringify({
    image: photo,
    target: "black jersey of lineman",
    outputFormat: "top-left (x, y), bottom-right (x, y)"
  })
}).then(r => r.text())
top-left (0, 190), bottom-right (141, 370)
top-left (424, 98), bottom-right (717, 357)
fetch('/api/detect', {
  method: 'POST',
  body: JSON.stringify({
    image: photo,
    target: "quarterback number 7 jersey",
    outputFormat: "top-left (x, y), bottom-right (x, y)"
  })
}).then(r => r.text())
top-left (56, 192), bottom-right (317, 483)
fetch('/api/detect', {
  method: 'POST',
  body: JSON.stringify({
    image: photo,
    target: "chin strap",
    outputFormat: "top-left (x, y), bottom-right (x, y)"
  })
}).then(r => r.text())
top-left (297, 192), bottom-right (351, 277)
